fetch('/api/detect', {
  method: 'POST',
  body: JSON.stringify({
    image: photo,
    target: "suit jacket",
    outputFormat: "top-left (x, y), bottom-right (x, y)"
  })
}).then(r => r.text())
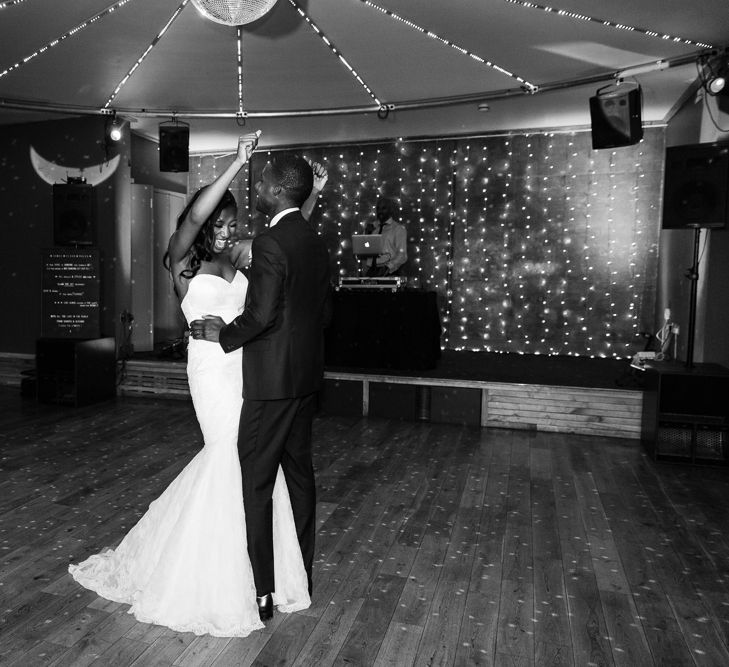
top-left (219, 210), bottom-right (331, 400)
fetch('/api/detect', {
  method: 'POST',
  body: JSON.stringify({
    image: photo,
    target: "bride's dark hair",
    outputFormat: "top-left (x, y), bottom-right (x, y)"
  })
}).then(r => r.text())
top-left (163, 188), bottom-right (238, 280)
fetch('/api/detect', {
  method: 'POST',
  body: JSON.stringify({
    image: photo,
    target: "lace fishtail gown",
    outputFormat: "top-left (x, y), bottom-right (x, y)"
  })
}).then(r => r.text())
top-left (69, 272), bottom-right (310, 637)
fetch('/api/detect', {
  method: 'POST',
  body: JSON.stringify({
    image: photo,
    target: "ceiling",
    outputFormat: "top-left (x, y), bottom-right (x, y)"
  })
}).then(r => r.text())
top-left (0, 0), bottom-right (727, 152)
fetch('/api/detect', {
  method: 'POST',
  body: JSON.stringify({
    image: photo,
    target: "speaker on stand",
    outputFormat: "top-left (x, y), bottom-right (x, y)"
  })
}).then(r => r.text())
top-left (589, 82), bottom-right (644, 149)
top-left (159, 120), bottom-right (190, 173)
top-left (662, 143), bottom-right (729, 368)
top-left (53, 181), bottom-right (96, 246)
top-left (663, 143), bottom-right (729, 230)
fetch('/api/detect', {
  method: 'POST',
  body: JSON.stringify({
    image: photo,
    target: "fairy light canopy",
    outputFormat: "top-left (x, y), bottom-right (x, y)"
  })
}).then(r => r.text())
top-left (0, 0), bottom-right (726, 150)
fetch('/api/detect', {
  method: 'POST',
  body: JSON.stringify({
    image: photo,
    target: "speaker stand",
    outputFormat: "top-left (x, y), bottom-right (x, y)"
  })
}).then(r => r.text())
top-left (684, 227), bottom-right (701, 369)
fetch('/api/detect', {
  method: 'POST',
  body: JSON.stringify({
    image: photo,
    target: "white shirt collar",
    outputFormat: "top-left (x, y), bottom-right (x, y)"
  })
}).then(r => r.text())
top-left (269, 207), bottom-right (299, 228)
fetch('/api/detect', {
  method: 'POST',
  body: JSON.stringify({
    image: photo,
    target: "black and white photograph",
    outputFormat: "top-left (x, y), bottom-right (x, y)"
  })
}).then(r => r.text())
top-left (1, 1), bottom-right (729, 665)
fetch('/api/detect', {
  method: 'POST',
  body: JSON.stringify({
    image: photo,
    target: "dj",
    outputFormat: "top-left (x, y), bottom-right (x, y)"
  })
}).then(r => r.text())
top-left (364, 197), bottom-right (408, 277)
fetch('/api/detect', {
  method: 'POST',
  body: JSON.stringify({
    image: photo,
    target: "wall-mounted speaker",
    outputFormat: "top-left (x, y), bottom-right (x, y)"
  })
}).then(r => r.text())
top-left (53, 183), bottom-right (96, 245)
top-left (662, 143), bottom-right (729, 229)
top-left (589, 84), bottom-right (644, 150)
top-left (159, 122), bottom-right (189, 172)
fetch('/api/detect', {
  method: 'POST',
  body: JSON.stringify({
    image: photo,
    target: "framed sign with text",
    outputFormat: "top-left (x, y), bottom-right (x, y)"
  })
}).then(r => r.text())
top-left (41, 248), bottom-right (101, 339)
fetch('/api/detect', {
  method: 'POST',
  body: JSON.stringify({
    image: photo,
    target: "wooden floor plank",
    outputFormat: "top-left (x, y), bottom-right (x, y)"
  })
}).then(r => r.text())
top-left (87, 637), bottom-right (149, 667)
top-left (530, 445), bottom-right (571, 653)
top-left (49, 611), bottom-right (139, 667)
top-left (599, 590), bottom-right (654, 667)
top-left (172, 635), bottom-right (232, 667)
top-left (373, 622), bottom-right (424, 667)
top-left (551, 441), bottom-right (616, 667)
top-left (129, 630), bottom-right (197, 666)
top-left (455, 432), bottom-right (512, 667)
top-left (333, 573), bottom-right (407, 666)
top-left (291, 597), bottom-right (364, 666)
top-left (7, 640), bottom-right (70, 667)
top-left (668, 594), bottom-right (729, 667)
top-left (495, 432), bottom-right (535, 662)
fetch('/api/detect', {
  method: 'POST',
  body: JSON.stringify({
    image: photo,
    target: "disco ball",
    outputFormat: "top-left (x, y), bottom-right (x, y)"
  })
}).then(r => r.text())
top-left (191, 0), bottom-right (279, 26)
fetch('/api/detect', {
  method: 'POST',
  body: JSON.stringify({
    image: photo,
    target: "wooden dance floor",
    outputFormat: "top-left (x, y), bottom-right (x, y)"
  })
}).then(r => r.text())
top-left (2, 386), bottom-right (729, 666)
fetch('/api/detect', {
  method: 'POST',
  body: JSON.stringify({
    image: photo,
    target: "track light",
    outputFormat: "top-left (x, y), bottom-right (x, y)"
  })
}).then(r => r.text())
top-left (707, 70), bottom-right (727, 95)
top-left (109, 119), bottom-right (123, 142)
top-left (106, 113), bottom-right (124, 142)
top-left (702, 55), bottom-right (729, 97)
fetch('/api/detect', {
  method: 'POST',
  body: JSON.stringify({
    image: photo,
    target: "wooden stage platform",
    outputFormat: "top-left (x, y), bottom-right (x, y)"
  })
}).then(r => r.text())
top-left (0, 349), bottom-right (644, 439)
top-left (117, 350), bottom-right (643, 440)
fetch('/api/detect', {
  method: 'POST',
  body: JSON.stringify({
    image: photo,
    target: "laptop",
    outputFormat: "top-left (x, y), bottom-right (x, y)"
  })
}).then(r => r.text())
top-left (351, 234), bottom-right (384, 256)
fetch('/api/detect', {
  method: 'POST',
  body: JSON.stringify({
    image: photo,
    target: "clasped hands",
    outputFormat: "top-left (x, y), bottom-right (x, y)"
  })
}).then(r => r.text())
top-left (189, 315), bottom-right (226, 342)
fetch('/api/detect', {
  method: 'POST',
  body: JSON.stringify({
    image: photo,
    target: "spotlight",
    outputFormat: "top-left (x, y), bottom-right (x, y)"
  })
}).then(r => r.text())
top-left (703, 56), bottom-right (729, 97)
top-left (107, 114), bottom-right (124, 142)
top-left (707, 71), bottom-right (727, 95)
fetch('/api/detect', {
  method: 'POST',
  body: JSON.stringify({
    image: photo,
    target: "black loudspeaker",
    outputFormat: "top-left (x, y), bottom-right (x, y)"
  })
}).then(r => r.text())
top-left (159, 123), bottom-right (189, 172)
top-left (589, 84), bottom-right (644, 149)
top-left (53, 183), bottom-right (96, 245)
top-left (662, 143), bottom-right (729, 229)
top-left (718, 89), bottom-right (729, 115)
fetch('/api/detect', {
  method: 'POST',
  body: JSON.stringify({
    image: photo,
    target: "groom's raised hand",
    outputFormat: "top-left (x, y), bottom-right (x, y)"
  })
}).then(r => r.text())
top-left (189, 315), bottom-right (226, 343)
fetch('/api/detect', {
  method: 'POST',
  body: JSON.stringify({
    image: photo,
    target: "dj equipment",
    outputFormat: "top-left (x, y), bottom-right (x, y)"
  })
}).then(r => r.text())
top-left (337, 276), bottom-right (406, 292)
top-left (351, 234), bottom-right (384, 256)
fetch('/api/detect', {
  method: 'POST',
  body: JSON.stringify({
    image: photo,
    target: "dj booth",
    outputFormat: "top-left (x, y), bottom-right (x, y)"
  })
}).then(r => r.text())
top-left (325, 277), bottom-right (442, 371)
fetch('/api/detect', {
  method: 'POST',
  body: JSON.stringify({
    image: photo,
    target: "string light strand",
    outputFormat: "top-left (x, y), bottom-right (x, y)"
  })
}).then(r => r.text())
top-left (359, 0), bottom-right (538, 92)
top-left (0, 0), bottom-right (136, 80)
top-left (287, 0), bottom-right (382, 106)
top-left (237, 26), bottom-right (245, 116)
top-left (503, 0), bottom-right (714, 49)
top-left (104, 0), bottom-right (189, 108)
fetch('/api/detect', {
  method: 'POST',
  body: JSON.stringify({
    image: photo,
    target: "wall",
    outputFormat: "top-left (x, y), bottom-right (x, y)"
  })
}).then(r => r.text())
top-left (2, 110), bottom-right (719, 362)
top-left (0, 118), bottom-right (191, 356)
top-left (0, 116), bottom-right (122, 353)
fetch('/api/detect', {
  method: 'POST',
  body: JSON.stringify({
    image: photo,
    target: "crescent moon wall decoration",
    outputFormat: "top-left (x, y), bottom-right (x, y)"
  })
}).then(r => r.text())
top-left (30, 146), bottom-right (120, 186)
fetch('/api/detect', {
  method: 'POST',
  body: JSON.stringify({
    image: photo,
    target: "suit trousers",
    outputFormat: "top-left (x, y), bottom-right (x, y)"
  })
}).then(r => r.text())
top-left (238, 392), bottom-right (317, 596)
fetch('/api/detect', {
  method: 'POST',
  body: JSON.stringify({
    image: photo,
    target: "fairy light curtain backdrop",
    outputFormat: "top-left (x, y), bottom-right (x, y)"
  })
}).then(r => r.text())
top-left (190, 127), bottom-right (663, 358)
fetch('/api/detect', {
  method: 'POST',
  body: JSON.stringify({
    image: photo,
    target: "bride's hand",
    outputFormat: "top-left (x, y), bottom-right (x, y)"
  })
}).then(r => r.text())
top-left (229, 239), bottom-right (253, 269)
top-left (306, 159), bottom-right (328, 192)
top-left (237, 131), bottom-right (261, 163)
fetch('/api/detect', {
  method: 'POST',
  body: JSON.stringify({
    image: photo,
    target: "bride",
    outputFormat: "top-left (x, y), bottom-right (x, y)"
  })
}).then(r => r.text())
top-left (69, 134), bottom-right (327, 637)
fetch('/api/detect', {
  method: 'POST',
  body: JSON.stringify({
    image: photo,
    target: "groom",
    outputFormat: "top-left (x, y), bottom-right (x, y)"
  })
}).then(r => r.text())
top-left (192, 152), bottom-right (331, 620)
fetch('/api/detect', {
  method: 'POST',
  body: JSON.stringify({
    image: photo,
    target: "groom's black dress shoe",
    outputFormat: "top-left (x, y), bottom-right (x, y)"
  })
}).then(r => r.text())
top-left (257, 593), bottom-right (273, 621)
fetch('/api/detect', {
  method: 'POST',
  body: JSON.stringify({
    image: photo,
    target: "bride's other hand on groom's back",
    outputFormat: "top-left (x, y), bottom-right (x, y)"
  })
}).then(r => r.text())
top-left (229, 237), bottom-right (253, 271)
top-left (189, 315), bottom-right (226, 343)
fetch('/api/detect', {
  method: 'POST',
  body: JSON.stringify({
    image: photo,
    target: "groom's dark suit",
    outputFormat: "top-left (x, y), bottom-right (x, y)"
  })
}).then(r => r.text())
top-left (219, 209), bottom-right (330, 596)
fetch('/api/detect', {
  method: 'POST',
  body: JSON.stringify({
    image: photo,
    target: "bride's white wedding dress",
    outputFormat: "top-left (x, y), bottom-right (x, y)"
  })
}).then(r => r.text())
top-left (69, 271), bottom-right (310, 637)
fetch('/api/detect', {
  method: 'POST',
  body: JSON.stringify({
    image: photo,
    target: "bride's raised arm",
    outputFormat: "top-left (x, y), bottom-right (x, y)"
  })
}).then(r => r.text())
top-left (167, 132), bottom-right (259, 266)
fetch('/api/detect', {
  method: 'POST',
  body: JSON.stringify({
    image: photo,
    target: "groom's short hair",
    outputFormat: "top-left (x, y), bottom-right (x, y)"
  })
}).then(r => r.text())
top-left (270, 153), bottom-right (313, 208)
